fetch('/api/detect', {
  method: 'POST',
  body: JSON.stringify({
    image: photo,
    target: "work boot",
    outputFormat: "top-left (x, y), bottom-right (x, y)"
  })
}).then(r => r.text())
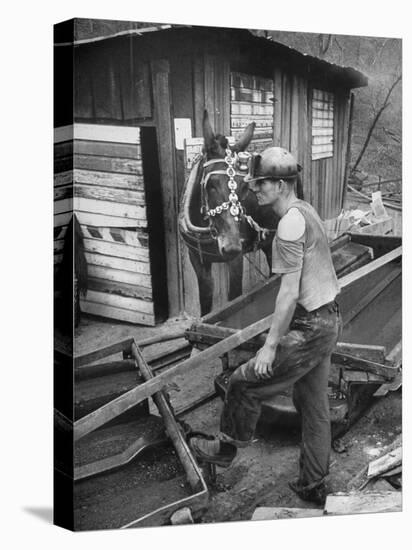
top-left (189, 435), bottom-right (237, 468)
top-left (289, 479), bottom-right (327, 506)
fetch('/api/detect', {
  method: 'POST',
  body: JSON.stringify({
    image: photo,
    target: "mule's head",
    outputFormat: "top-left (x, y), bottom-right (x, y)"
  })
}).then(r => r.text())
top-left (202, 110), bottom-right (255, 260)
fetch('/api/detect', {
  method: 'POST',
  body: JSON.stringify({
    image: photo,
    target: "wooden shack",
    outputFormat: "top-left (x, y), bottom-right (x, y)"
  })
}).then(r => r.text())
top-left (54, 21), bottom-right (367, 324)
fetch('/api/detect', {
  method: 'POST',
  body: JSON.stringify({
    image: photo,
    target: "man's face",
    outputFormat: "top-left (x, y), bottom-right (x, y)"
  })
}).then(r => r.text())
top-left (255, 179), bottom-right (281, 206)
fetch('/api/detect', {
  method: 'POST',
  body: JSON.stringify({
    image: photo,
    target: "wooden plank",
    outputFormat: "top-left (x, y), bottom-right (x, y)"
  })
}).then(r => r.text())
top-left (193, 57), bottom-right (205, 137)
top-left (54, 198), bottom-right (73, 215)
top-left (204, 54), bottom-right (216, 130)
top-left (252, 507), bottom-right (323, 521)
top-left (281, 72), bottom-right (291, 150)
top-left (54, 211), bottom-right (145, 229)
top-left (73, 249), bottom-right (401, 440)
top-left (75, 155), bottom-right (143, 175)
top-left (339, 247), bottom-right (402, 289)
top-left (73, 311), bottom-right (275, 440)
top-left (82, 238), bottom-right (149, 263)
top-left (71, 124), bottom-right (140, 144)
top-left (85, 289), bottom-right (154, 315)
top-left (373, 373), bottom-right (402, 397)
top-left (82, 226), bottom-right (148, 248)
top-left (75, 338), bottom-right (135, 367)
top-left (88, 277), bottom-right (152, 301)
top-left (54, 157), bottom-right (73, 173)
top-left (54, 126), bottom-right (73, 143)
top-left (290, 74), bottom-right (299, 158)
top-left (55, 184), bottom-right (145, 205)
top-left (368, 447), bottom-right (402, 478)
top-left (56, 124), bottom-right (141, 144)
top-left (74, 185), bottom-right (145, 205)
top-left (332, 352), bottom-right (398, 380)
top-left (74, 139), bottom-right (141, 159)
top-left (386, 340), bottom-right (402, 366)
top-left (74, 169), bottom-right (144, 191)
top-left (87, 265), bottom-right (151, 290)
top-left (54, 171), bottom-right (73, 188)
top-left (73, 197), bottom-right (146, 221)
top-left (335, 342), bottom-right (387, 364)
top-left (324, 491), bottom-right (401, 515)
top-left (54, 141), bottom-right (73, 159)
top-left (80, 300), bottom-right (155, 326)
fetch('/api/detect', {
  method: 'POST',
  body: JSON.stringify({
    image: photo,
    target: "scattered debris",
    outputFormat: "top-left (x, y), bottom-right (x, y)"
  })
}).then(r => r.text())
top-left (324, 191), bottom-right (394, 240)
top-left (324, 491), bottom-right (401, 515)
top-left (252, 507), bottom-right (323, 521)
top-left (332, 438), bottom-right (348, 454)
top-left (170, 507), bottom-right (194, 525)
top-left (367, 446), bottom-right (402, 479)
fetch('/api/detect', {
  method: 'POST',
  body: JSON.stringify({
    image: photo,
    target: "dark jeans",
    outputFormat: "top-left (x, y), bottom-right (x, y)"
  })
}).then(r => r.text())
top-left (220, 301), bottom-right (342, 488)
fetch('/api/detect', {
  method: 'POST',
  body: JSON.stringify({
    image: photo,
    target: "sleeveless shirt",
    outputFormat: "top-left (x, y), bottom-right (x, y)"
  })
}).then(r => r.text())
top-left (271, 199), bottom-right (340, 311)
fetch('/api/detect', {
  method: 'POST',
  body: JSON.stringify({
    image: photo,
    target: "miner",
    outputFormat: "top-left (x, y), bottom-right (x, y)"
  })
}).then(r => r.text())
top-left (191, 147), bottom-right (342, 505)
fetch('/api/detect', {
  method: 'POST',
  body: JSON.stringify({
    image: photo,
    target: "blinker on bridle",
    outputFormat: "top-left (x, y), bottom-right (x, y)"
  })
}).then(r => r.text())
top-left (201, 149), bottom-right (250, 222)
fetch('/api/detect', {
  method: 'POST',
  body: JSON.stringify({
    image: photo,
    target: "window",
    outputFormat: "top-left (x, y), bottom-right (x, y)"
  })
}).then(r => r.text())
top-left (311, 89), bottom-right (334, 160)
top-left (230, 72), bottom-right (274, 153)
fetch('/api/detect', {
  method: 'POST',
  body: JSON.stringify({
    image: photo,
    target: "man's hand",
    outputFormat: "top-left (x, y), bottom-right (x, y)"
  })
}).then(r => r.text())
top-left (254, 344), bottom-right (277, 380)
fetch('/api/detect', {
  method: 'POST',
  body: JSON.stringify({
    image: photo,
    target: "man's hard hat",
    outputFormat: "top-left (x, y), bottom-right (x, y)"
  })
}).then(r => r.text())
top-left (244, 147), bottom-right (299, 183)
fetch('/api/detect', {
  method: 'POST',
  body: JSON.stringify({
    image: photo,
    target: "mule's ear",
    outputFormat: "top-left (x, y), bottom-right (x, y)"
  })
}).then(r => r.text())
top-left (203, 110), bottom-right (215, 149)
top-left (232, 122), bottom-right (255, 152)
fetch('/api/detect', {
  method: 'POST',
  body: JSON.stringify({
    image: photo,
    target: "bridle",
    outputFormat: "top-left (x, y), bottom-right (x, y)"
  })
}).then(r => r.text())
top-left (200, 148), bottom-right (248, 229)
top-left (179, 147), bottom-right (269, 266)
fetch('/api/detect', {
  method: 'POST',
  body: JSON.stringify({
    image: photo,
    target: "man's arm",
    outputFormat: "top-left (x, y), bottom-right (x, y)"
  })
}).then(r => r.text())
top-left (254, 269), bottom-right (301, 379)
top-left (254, 206), bottom-right (305, 379)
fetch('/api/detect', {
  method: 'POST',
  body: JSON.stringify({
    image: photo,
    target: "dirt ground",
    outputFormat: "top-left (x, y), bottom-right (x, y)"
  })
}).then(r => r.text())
top-left (182, 390), bottom-right (401, 523)
top-left (74, 314), bottom-right (402, 526)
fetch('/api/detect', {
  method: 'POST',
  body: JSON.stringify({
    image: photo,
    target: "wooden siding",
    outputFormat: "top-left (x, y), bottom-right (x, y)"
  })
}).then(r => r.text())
top-left (54, 123), bottom-right (155, 326)
top-left (272, 68), bottom-right (349, 220)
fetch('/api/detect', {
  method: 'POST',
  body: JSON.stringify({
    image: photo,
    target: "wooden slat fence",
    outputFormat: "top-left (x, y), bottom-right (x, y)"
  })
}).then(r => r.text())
top-left (54, 123), bottom-right (155, 325)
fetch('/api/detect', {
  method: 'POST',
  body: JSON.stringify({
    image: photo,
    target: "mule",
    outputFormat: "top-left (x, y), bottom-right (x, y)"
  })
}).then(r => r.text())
top-left (179, 110), bottom-right (280, 316)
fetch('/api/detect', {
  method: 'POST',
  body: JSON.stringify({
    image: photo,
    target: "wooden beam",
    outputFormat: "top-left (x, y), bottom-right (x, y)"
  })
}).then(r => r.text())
top-left (367, 446), bottom-right (402, 479)
top-left (74, 339), bottom-right (134, 368)
top-left (131, 343), bottom-right (202, 491)
top-left (332, 352), bottom-right (398, 380)
top-left (386, 340), bottom-right (402, 367)
top-left (73, 246), bottom-right (402, 441)
top-left (151, 59), bottom-right (181, 317)
top-left (74, 328), bottom-right (188, 369)
top-left (335, 343), bottom-right (387, 364)
top-left (343, 266), bottom-right (401, 325)
top-left (339, 246), bottom-right (401, 289)
top-left (73, 314), bottom-right (275, 441)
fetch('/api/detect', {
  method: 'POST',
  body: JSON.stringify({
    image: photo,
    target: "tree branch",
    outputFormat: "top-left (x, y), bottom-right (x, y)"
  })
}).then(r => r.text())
top-left (351, 73), bottom-right (402, 173)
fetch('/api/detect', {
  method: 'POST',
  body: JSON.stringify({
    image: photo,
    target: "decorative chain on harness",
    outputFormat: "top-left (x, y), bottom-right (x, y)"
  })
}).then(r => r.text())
top-left (202, 148), bottom-right (245, 222)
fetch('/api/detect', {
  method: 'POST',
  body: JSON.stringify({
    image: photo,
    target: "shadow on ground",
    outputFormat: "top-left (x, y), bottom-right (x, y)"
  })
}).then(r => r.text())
top-left (23, 506), bottom-right (53, 524)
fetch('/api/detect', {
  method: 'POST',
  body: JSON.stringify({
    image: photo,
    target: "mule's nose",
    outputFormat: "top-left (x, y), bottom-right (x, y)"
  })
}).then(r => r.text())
top-left (221, 244), bottom-right (242, 260)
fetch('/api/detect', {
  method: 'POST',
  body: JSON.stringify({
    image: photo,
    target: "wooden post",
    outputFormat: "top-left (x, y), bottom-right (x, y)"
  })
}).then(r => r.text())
top-left (342, 92), bottom-right (355, 208)
top-left (151, 59), bottom-right (182, 317)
